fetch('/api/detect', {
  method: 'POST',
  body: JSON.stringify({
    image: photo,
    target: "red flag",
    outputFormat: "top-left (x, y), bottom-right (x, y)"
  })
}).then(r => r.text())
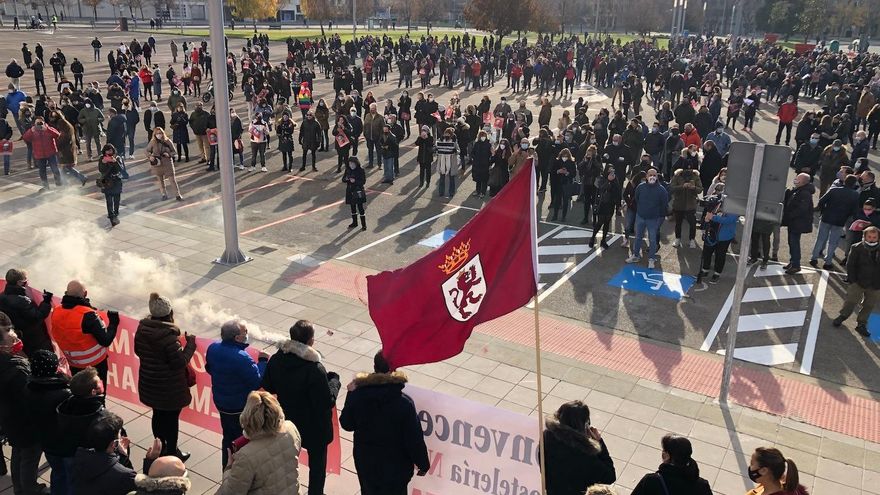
top-left (367, 159), bottom-right (538, 369)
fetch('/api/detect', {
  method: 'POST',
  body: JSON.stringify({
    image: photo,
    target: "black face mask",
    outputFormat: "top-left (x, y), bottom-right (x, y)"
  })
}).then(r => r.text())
top-left (747, 468), bottom-right (762, 482)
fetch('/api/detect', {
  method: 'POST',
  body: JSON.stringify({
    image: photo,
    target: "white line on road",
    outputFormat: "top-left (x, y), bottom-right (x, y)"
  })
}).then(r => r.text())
top-left (799, 270), bottom-right (829, 375)
top-left (553, 229), bottom-right (592, 239)
top-left (538, 244), bottom-right (593, 256)
top-left (717, 343), bottom-right (799, 366)
top-left (701, 287), bottom-right (735, 351)
top-left (538, 262), bottom-right (575, 275)
top-left (742, 284), bottom-right (813, 303)
top-left (537, 225), bottom-right (565, 243)
top-left (336, 206), bottom-right (461, 260)
top-left (529, 234), bottom-right (621, 307)
top-left (737, 311), bottom-right (808, 332)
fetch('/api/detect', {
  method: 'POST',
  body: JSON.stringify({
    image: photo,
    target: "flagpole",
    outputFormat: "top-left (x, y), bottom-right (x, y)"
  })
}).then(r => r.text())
top-left (533, 295), bottom-right (548, 495)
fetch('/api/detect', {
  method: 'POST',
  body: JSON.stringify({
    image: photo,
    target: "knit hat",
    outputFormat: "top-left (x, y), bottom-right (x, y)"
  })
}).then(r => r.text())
top-left (30, 350), bottom-right (59, 378)
top-left (148, 292), bottom-right (173, 318)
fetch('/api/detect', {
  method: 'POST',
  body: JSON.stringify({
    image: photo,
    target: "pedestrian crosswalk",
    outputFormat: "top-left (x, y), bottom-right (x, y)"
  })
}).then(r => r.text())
top-left (701, 264), bottom-right (828, 375)
top-left (530, 226), bottom-right (618, 305)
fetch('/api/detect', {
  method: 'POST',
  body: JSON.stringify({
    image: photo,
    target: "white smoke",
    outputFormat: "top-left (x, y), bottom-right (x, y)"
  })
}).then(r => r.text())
top-left (18, 220), bottom-right (288, 344)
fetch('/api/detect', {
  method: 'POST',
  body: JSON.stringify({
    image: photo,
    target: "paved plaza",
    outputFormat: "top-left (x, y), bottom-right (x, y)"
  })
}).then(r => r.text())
top-left (0, 24), bottom-right (878, 495)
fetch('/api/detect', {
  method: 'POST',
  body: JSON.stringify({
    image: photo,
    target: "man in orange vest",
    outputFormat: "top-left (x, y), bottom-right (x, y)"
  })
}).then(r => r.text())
top-left (50, 280), bottom-right (119, 385)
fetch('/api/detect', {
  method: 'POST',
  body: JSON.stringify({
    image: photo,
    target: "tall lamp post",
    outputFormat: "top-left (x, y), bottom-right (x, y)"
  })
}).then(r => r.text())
top-left (207, 0), bottom-right (250, 266)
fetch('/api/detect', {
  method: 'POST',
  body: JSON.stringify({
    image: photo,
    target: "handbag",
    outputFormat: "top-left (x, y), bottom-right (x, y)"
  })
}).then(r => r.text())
top-left (355, 189), bottom-right (366, 201)
top-left (95, 177), bottom-right (108, 190)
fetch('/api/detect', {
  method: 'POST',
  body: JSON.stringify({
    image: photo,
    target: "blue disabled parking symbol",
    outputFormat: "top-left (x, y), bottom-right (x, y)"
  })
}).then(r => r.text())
top-left (607, 266), bottom-right (696, 300)
top-left (419, 229), bottom-right (458, 249)
top-left (866, 314), bottom-right (880, 342)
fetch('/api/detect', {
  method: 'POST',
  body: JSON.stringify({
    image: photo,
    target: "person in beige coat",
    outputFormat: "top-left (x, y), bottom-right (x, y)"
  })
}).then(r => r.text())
top-left (145, 127), bottom-right (183, 201)
top-left (215, 391), bottom-right (302, 495)
top-left (509, 137), bottom-right (536, 176)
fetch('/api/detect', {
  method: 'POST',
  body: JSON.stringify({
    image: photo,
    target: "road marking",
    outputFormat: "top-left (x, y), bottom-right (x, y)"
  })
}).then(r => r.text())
top-left (717, 343), bottom-right (799, 366)
top-left (531, 234), bottom-right (621, 306)
top-left (240, 199), bottom-right (347, 235)
top-left (701, 287), bottom-right (736, 351)
top-left (742, 284), bottom-right (813, 303)
top-left (156, 175), bottom-right (302, 214)
top-left (538, 262), bottom-right (575, 274)
top-left (753, 264), bottom-right (817, 277)
top-left (336, 206), bottom-right (462, 260)
top-left (537, 225), bottom-right (565, 243)
top-left (552, 229), bottom-right (591, 239)
top-left (537, 244), bottom-right (592, 256)
top-left (799, 270), bottom-right (829, 375)
top-left (737, 311), bottom-right (808, 332)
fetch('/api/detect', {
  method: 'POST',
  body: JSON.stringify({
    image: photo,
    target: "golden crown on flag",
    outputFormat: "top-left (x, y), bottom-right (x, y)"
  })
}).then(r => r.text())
top-left (438, 239), bottom-right (471, 275)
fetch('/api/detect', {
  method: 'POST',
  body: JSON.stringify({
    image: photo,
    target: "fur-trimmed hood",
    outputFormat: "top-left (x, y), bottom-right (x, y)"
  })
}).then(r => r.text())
top-left (353, 371), bottom-right (408, 388)
top-left (544, 419), bottom-right (602, 455)
top-left (277, 339), bottom-right (321, 363)
top-left (132, 473), bottom-right (191, 494)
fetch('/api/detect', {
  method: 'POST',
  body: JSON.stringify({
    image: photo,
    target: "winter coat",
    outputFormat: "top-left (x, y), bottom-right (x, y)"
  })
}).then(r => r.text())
top-left (362, 111), bottom-right (384, 141)
top-left (214, 421), bottom-right (301, 495)
top-left (106, 114), bottom-right (127, 149)
top-left (261, 340), bottom-right (341, 450)
top-left (344, 165), bottom-right (366, 205)
top-left (206, 340), bottom-right (267, 414)
top-left (436, 138), bottom-right (458, 174)
top-left (298, 118), bottom-right (322, 150)
top-left (98, 156), bottom-right (124, 195)
top-left (847, 241), bottom-right (880, 290)
top-left (128, 473), bottom-right (191, 495)
top-left (339, 371), bottom-right (430, 488)
top-left (78, 106), bottom-right (105, 135)
top-left (782, 183), bottom-right (816, 234)
top-left (277, 120), bottom-right (296, 153)
top-left (508, 149), bottom-right (534, 176)
top-left (170, 111), bottom-right (189, 144)
top-left (55, 394), bottom-right (106, 457)
top-left (415, 134), bottom-right (435, 165)
top-left (133, 317), bottom-right (196, 411)
top-left (671, 168), bottom-right (702, 211)
top-left (25, 374), bottom-right (72, 456)
top-left (543, 420), bottom-right (616, 495)
top-left (380, 131), bottom-right (399, 159)
top-left (188, 109), bottom-right (209, 135)
top-left (791, 142), bottom-right (822, 176)
top-left (680, 129), bottom-right (702, 148)
top-left (0, 284), bottom-right (52, 355)
top-left (53, 118), bottom-right (78, 166)
top-left (634, 181), bottom-right (670, 219)
top-left (594, 176), bottom-right (622, 215)
top-left (818, 184), bottom-right (860, 226)
top-left (314, 104), bottom-right (330, 129)
top-left (470, 139), bottom-right (492, 181)
top-left (145, 137), bottom-right (177, 176)
top-left (0, 351), bottom-right (36, 447)
top-left (700, 148), bottom-right (724, 192)
top-left (72, 448), bottom-right (137, 495)
top-left (630, 463), bottom-right (713, 495)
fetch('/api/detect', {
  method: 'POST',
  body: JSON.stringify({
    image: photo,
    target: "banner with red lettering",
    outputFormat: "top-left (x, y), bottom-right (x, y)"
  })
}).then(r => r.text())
top-left (406, 385), bottom-right (541, 495)
top-left (0, 282), bottom-right (341, 474)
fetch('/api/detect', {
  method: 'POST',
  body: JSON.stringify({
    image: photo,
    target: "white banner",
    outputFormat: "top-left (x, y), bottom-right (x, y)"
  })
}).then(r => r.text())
top-left (406, 385), bottom-right (542, 495)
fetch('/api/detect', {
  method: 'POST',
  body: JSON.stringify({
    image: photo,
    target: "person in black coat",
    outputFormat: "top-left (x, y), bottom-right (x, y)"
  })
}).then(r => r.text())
top-left (591, 167), bottom-right (622, 248)
top-left (343, 156), bottom-right (367, 230)
top-left (298, 110), bottom-right (322, 172)
top-left (631, 434), bottom-right (713, 495)
top-left (781, 173), bottom-right (816, 274)
top-left (25, 350), bottom-right (73, 493)
top-left (790, 133), bottom-right (822, 179)
top-left (261, 320), bottom-right (341, 495)
top-left (470, 130), bottom-right (492, 197)
top-left (549, 148), bottom-right (576, 222)
top-left (340, 352), bottom-right (430, 495)
top-left (0, 268), bottom-right (53, 355)
top-left (543, 400), bottom-right (616, 495)
top-left (699, 140), bottom-right (724, 194)
top-left (332, 115), bottom-right (352, 173)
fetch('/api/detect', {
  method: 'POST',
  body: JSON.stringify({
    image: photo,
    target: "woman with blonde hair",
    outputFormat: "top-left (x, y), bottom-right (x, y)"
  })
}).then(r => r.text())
top-left (145, 127), bottom-right (183, 201)
top-left (215, 391), bottom-right (302, 495)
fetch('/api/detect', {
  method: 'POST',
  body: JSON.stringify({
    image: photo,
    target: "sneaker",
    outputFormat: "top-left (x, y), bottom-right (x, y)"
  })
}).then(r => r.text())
top-left (647, 258), bottom-right (656, 269)
top-left (809, 259), bottom-right (818, 268)
top-left (832, 315), bottom-right (845, 327)
top-left (747, 257), bottom-right (757, 265)
top-left (710, 274), bottom-right (720, 284)
top-left (261, 166), bottom-right (268, 172)
top-left (823, 263), bottom-right (834, 270)
top-left (688, 240), bottom-right (697, 249)
top-left (759, 260), bottom-right (768, 270)
top-left (855, 324), bottom-right (870, 337)
top-left (672, 239), bottom-right (681, 248)
top-left (785, 266), bottom-right (801, 275)
top-left (621, 239), bottom-right (629, 248)
top-left (625, 255), bottom-right (641, 264)
top-left (234, 165), bottom-right (245, 170)
top-left (248, 166), bottom-right (255, 172)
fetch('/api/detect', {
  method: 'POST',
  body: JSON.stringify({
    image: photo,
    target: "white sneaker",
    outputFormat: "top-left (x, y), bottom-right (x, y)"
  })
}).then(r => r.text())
top-left (672, 239), bottom-right (681, 248)
top-left (689, 240), bottom-right (698, 249)
top-left (625, 255), bottom-right (641, 264)
top-left (248, 166), bottom-right (255, 172)
top-left (260, 166), bottom-right (268, 172)
top-left (128, 153), bottom-right (134, 159)
top-left (234, 165), bottom-right (244, 170)
top-left (647, 258), bottom-right (656, 269)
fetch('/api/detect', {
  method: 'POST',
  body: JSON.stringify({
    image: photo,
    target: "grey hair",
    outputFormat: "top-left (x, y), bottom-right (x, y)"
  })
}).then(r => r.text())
top-left (220, 320), bottom-right (243, 341)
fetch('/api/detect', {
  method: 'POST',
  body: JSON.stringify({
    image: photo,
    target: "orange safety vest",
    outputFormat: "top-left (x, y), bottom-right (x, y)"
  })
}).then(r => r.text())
top-left (50, 305), bottom-right (108, 368)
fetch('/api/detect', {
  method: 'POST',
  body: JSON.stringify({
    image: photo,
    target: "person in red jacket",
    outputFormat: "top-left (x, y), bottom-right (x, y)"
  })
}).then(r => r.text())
top-left (776, 96), bottom-right (799, 146)
top-left (680, 123), bottom-right (702, 148)
top-left (21, 116), bottom-right (63, 192)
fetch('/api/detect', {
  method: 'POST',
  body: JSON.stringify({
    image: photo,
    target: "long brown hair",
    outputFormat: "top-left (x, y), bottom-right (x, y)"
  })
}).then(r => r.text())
top-left (753, 447), bottom-right (800, 492)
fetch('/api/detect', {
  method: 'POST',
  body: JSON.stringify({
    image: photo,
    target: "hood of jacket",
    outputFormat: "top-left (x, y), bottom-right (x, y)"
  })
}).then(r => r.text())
top-left (544, 419), bottom-right (602, 456)
top-left (133, 474), bottom-right (191, 493)
top-left (27, 373), bottom-right (69, 393)
top-left (137, 317), bottom-right (181, 338)
top-left (351, 371), bottom-right (408, 401)
top-left (57, 393), bottom-right (104, 418)
top-left (277, 339), bottom-right (321, 363)
top-left (60, 294), bottom-right (95, 310)
top-left (74, 448), bottom-right (125, 482)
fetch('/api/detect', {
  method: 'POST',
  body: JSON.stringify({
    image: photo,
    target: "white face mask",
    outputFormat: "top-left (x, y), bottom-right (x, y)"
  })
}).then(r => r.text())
top-left (500, 144), bottom-right (506, 150)
top-left (647, 176), bottom-right (658, 184)
top-left (865, 240), bottom-right (879, 246)
top-left (348, 163), bottom-right (356, 170)
top-left (562, 157), bottom-right (569, 161)
top-left (480, 137), bottom-right (486, 142)
top-left (85, 103), bottom-right (92, 108)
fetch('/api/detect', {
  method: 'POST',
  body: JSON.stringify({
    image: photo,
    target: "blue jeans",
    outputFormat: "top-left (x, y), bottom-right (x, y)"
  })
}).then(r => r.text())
top-left (788, 229), bottom-right (803, 267)
top-left (36, 155), bottom-right (62, 186)
top-left (63, 164), bottom-right (87, 184)
top-left (624, 208), bottom-right (636, 236)
top-left (383, 156), bottom-right (395, 182)
top-left (3, 155), bottom-right (9, 174)
top-left (46, 454), bottom-right (74, 495)
top-left (438, 172), bottom-right (456, 197)
top-left (811, 222), bottom-right (843, 264)
top-left (632, 215), bottom-right (662, 260)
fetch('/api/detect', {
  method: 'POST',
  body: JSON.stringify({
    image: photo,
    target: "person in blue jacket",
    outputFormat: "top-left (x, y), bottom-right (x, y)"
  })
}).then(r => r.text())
top-left (700, 200), bottom-right (739, 283)
top-left (6, 84), bottom-right (28, 134)
top-left (205, 320), bottom-right (269, 469)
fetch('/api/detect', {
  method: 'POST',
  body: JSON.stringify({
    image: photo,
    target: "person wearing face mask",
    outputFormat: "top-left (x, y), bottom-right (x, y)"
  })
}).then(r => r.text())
top-left (97, 143), bottom-right (124, 226)
top-left (331, 115), bottom-right (352, 173)
top-left (542, 400), bottom-right (616, 495)
top-left (146, 127), bottom-right (184, 200)
top-left (346, 107), bottom-right (363, 156)
top-left (414, 126), bottom-right (436, 188)
top-left (810, 174), bottom-right (860, 270)
top-left (794, 112), bottom-right (818, 150)
top-left (534, 129), bottom-right (558, 193)
top-left (435, 127), bottom-right (458, 197)
top-left (590, 167), bottom-right (621, 248)
top-left (548, 148), bottom-right (576, 222)
top-left (744, 447), bottom-right (807, 495)
top-left (398, 91), bottom-right (412, 139)
top-left (603, 133), bottom-right (630, 180)
top-left (22, 116), bottom-right (64, 192)
top-left (790, 132), bottom-right (822, 180)
top-left (626, 169), bottom-right (668, 269)
top-left (470, 130), bottom-right (492, 198)
top-left (488, 138), bottom-right (512, 197)
top-left (298, 111), bottom-right (322, 172)
top-left (850, 130), bottom-right (870, 168)
top-left (314, 98), bottom-right (330, 151)
top-left (0, 269), bottom-right (53, 356)
top-left (818, 139), bottom-right (849, 196)
top-left (670, 161), bottom-right (702, 249)
top-left (143, 101), bottom-right (166, 141)
top-left (166, 87), bottom-right (186, 114)
top-left (77, 98), bottom-right (104, 159)
top-left (0, 314), bottom-right (48, 495)
top-left (509, 137), bottom-right (535, 177)
top-left (206, 320), bottom-right (270, 469)
top-left (630, 434), bottom-right (712, 495)
top-left (276, 111), bottom-right (297, 172)
top-left (644, 122), bottom-right (665, 166)
top-left (832, 223), bottom-right (880, 336)
top-left (726, 89), bottom-right (743, 130)
top-left (781, 173), bottom-right (816, 275)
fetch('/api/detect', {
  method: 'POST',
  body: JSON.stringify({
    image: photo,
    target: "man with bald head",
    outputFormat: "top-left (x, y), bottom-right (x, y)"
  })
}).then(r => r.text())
top-left (781, 173), bottom-right (817, 275)
top-left (50, 280), bottom-right (119, 384)
top-left (131, 455), bottom-right (191, 494)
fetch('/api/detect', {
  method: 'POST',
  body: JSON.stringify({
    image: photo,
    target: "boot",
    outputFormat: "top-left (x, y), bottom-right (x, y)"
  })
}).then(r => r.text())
top-left (359, 215), bottom-right (367, 231)
top-left (348, 215), bottom-right (358, 228)
top-left (589, 236), bottom-right (596, 248)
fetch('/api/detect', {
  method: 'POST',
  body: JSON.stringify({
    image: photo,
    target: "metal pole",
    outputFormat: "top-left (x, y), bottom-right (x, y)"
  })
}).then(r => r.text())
top-left (594, 0), bottom-right (599, 35)
top-left (671, 0), bottom-right (679, 38)
top-left (680, 0), bottom-right (688, 34)
top-left (533, 297), bottom-right (547, 495)
top-left (352, 0), bottom-right (356, 37)
top-left (719, 144), bottom-right (764, 403)
top-left (729, 4), bottom-right (736, 38)
top-left (207, 0), bottom-right (250, 266)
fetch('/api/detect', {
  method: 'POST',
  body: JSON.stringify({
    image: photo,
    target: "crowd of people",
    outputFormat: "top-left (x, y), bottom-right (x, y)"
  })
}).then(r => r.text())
top-left (0, 268), bottom-right (813, 495)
